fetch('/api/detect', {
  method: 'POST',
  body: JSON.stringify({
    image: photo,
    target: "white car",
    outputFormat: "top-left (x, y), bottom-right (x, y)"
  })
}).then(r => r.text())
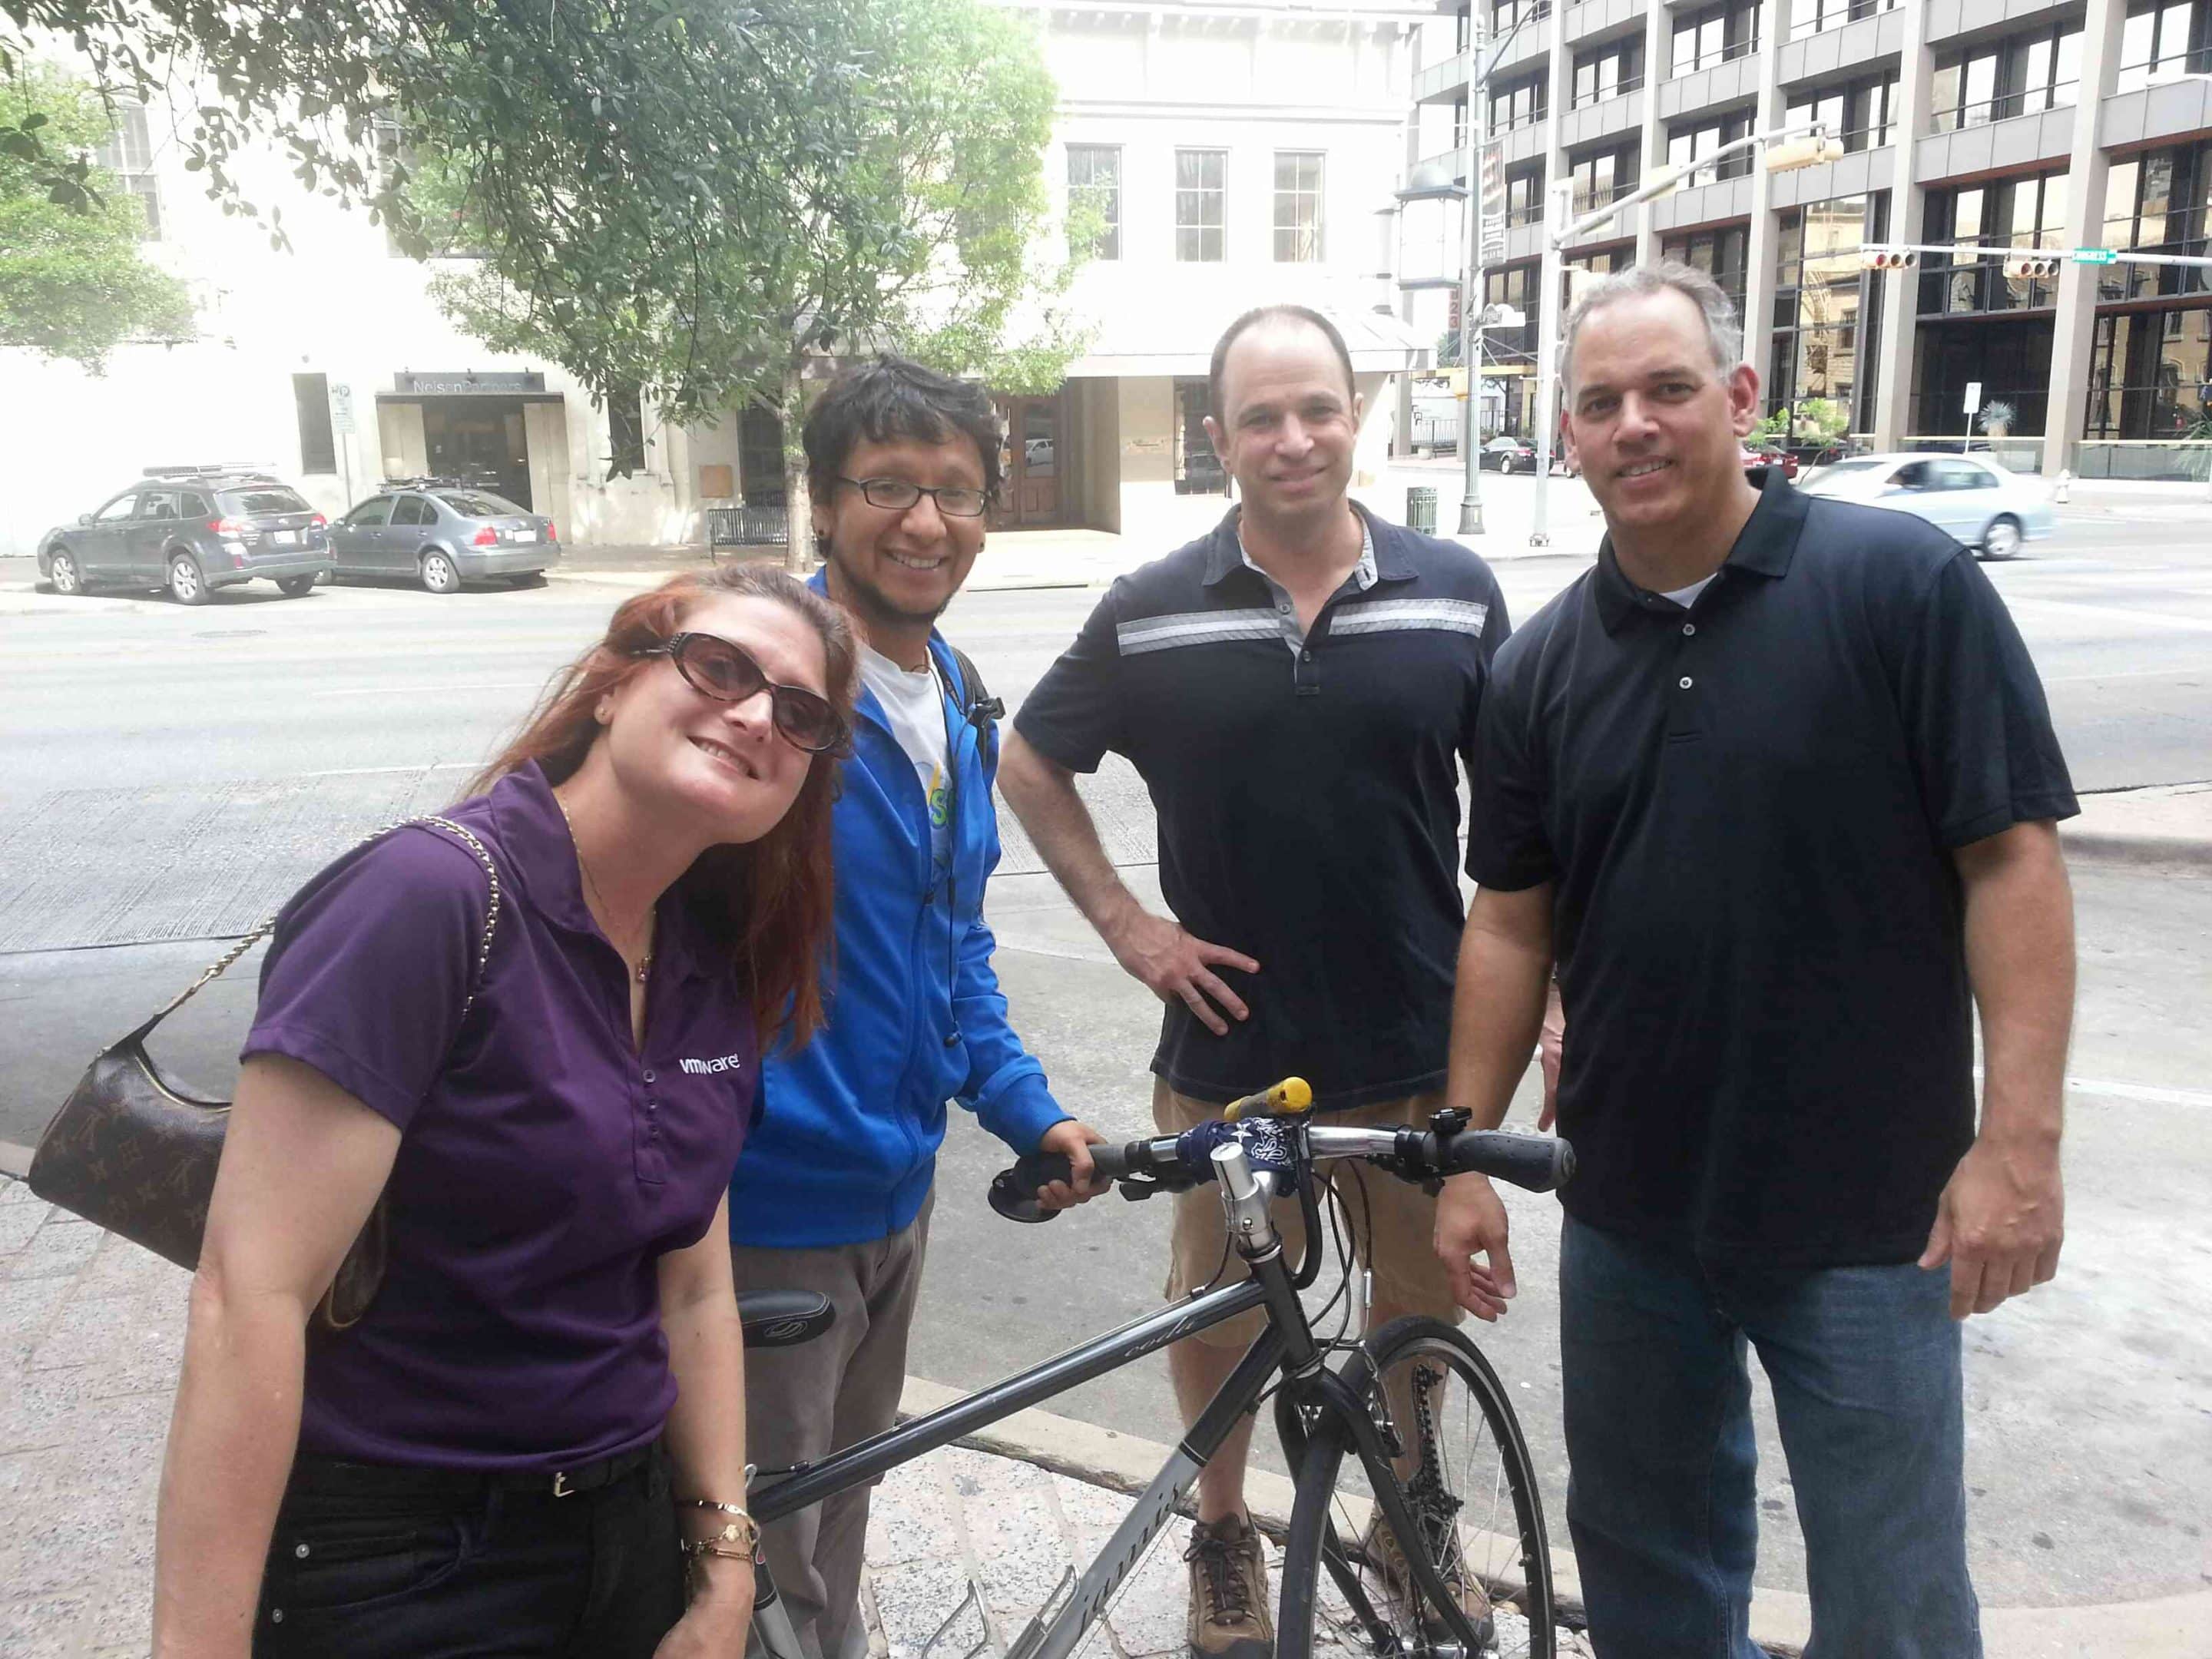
top-left (1796, 452), bottom-right (2057, 559)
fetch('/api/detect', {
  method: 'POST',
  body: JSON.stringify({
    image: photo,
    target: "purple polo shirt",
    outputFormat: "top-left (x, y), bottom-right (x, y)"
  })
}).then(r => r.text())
top-left (243, 762), bottom-right (758, 1471)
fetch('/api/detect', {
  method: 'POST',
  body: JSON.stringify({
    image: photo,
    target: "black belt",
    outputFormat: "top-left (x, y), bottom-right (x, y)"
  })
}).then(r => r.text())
top-left (290, 1440), bottom-right (659, 1502)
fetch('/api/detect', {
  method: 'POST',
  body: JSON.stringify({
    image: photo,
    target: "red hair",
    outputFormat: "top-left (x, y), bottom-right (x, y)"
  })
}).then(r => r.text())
top-left (469, 565), bottom-right (858, 1047)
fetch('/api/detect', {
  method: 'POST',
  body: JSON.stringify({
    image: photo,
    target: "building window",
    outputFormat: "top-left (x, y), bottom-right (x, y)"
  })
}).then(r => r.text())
top-left (1787, 72), bottom-right (1899, 151)
top-left (2097, 141), bottom-right (2212, 301)
top-left (1661, 224), bottom-right (1750, 320)
top-left (1568, 146), bottom-right (1638, 214)
top-left (1671, 0), bottom-right (1762, 76)
top-left (293, 374), bottom-right (337, 475)
top-left (1932, 25), bottom-right (2083, 131)
top-left (2117, 0), bottom-right (2210, 92)
top-left (740, 405), bottom-right (787, 505)
top-left (1667, 110), bottom-right (1755, 179)
top-left (2084, 310), bottom-right (2212, 439)
top-left (1067, 144), bottom-right (1121, 260)
top-left (1769, 194), bottom-right (1885, 432)
top-left (1484, 263), bottom-right (1541, 435)
top-left (1174, 380), bottom-right (1227, 494)
top-left (1175, 149), bottom-right (1227, 263)
top-left (1571, 39), bottom-right (1643, 108)
top-left (1492, 0), bottom-right (1554, 34)
top-left (1788, 0), bottom-right (1897, 41)
top-left (1273, 151), bottom-right (1325, 263)
top-left (1505, 165), bottom-right (1545, 228)
top-left (1919, 174), bottom-right (2068, 319)
top-left (608, 386), bottom-right (647, 477)
top-left (94, 104), bottom-right (161, 240)
top-left (1489, 75), bottom-right (1548, 134)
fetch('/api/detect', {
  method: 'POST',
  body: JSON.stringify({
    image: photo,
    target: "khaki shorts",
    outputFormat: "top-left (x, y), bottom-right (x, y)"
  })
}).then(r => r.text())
top-left (1154, 1079), bottom-right (1466, 1349)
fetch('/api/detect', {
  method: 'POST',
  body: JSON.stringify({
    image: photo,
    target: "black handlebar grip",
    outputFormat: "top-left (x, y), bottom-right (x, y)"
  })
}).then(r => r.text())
top-left (988, 1153), bottom-right (1075, 1223)
top-left (1442, 1131), bottom-right (1577, 1193)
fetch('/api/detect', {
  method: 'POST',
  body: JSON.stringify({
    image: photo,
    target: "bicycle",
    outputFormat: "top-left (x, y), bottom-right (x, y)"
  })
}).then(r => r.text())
top-left (740, 1080), bottom-right (1574, 1659)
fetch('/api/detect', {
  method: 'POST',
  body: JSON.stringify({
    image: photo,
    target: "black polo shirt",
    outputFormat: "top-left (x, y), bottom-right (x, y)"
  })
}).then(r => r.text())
top-left (1017, 504), bottom-right (1510, 1109)
top-left (1467, 469), bottom-right (2076, 1267)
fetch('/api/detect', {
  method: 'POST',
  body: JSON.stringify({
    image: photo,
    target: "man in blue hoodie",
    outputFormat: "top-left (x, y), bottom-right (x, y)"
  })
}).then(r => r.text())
top-left (727, 356), bottom-right (1101, 1659)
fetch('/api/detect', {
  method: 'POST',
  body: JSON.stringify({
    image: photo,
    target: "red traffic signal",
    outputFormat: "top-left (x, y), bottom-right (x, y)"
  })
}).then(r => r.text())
top-left (1861, 247), bottom-right (1918, 270)
top-left (2004, 253), bottom-right (2063, 280)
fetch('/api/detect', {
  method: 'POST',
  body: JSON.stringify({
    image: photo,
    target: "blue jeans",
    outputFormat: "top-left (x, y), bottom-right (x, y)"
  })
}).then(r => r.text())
top-left (1559, 1217), bottom-right (1982, 1659)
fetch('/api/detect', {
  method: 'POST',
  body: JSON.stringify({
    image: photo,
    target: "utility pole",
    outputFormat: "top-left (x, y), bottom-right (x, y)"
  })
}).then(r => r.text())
top-left (1456, 35), bottom-right (1488, 536)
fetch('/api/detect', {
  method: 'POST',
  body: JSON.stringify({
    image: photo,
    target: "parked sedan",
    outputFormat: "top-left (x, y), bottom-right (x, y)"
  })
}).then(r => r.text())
top-left (1796, 452), bottom-right (2056, 559)
top-left (37, 469), bottom-right (333, 604)
top-left (1478, 436), bottom-right (1539, 474)
top-left (329, 482), bottom-right (561, 592)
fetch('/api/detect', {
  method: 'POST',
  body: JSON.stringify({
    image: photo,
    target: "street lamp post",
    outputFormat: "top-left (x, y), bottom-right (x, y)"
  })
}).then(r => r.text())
top-left (1527, 122), bottom-right (1844, 549)
top-left (1455, 37), bottom-right (1488, 536)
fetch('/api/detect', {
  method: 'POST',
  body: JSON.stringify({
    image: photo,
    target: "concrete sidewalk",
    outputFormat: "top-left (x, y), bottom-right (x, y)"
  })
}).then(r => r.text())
top-left (4, 1180), bottom-right (2208, 1658)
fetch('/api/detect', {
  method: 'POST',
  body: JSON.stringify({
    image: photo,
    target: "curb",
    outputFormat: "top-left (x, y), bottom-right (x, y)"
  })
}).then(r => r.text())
top-left (899, 1373), bottom-right (2212, 1659)
top-left (2060, 830), bottom-right (2212, 873)
top-left (0, 1141), bottom-right (31, 1180)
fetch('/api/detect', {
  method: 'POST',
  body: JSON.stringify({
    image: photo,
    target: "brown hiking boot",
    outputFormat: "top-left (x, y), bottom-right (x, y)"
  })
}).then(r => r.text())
top-left (1364, 1513), bottom-right (1494, 1647)
top-left (1184, 1513), bottom-right (1273, 1659)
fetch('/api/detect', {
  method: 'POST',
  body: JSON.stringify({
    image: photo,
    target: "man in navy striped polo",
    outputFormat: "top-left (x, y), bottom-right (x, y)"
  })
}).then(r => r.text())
top-left (1001, 305), bottom-right (1512, 1659)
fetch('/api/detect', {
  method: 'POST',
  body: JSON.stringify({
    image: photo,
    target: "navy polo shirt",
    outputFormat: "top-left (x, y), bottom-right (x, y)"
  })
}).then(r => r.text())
top-left (242, 762), bottom-right (758, 1469)
top-left (1468, 469), bottom-right (2077, 1267)
top-left (1015, 504), bottom-right (1509, 1109)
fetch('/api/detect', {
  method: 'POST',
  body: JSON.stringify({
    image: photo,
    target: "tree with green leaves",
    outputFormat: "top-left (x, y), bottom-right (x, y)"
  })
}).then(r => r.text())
top-left (0, 67), bottom-right (191, 368)
top-left (409, 0), bottom-right (1088, 566)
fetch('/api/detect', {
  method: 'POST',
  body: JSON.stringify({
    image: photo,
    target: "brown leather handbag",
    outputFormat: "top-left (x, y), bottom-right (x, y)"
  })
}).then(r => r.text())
top-left (28, 816), bottom-right (502, 1330)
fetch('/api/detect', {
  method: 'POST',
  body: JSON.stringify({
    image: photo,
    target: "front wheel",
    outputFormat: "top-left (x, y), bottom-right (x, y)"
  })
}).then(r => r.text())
top-left (1277, 1317), bottom-right (1554, 1659)
top-left (48, 548), bottom-right (83, 595)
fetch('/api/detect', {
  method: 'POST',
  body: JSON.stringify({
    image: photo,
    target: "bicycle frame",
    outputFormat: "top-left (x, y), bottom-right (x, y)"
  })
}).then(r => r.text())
top-left (747, 1143), bottom-right (1495, 1659)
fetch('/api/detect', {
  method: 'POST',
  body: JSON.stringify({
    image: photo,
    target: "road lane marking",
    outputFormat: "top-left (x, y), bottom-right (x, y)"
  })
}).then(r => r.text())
top-left (1979, 1068), bottom-right (2212, 1109)
top-left (2041, 665), bottom-right (2212, 684)
top-left (291, 763), bottom-right (480, 778)
top-left (2002, 598), bottom-right (2212, 634)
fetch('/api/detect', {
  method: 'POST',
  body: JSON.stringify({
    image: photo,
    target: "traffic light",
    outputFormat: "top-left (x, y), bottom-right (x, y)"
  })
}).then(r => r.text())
top-left (1862, 247), bottom-right (1918, 270)
top-left (2004, 252), bottom-right (2063, 280)
top-left (1764, 131), bottom-right (1846, 172)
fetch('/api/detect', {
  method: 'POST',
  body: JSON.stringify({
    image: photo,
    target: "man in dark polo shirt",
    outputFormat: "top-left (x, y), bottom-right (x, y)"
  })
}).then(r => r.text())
top-left (1002, 304), bottom-right (1508, 1659)
top-left (1438, 263), bottom-right (2076, 1657)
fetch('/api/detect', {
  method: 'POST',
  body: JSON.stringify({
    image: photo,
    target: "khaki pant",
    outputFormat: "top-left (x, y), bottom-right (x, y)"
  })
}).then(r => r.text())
top-left (1154, 1081), bottom-right (1465, 1347)
top-left (730, 1192), bottom-right (933, 1659)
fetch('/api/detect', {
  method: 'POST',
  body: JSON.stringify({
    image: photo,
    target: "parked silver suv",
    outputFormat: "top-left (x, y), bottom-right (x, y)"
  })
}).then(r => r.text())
top-left (329, 478), bottom-right (561, 593)
top-left (37, 466), bottom-right (334, 604)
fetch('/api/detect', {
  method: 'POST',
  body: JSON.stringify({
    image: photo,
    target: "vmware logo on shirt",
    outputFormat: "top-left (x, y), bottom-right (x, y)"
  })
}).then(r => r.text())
top-left (680, 1054), bottom-right (747, 1076)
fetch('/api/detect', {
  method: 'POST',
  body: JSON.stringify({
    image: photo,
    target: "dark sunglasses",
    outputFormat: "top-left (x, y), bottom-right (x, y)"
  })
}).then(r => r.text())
top-left (637, 632), bottom-right (849, 755)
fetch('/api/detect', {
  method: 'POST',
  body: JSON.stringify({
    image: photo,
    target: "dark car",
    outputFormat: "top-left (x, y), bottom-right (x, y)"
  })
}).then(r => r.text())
top-left (329, 478), bottom-right (562, 593)
top-left (37, 466), bottom-right (333, 604)
top-left (1478, 436), bottom-right (1539, 473)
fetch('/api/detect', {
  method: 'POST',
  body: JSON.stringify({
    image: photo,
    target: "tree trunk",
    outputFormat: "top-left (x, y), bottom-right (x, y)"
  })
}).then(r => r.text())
top-left (782, 360), bottom-right (812, 575)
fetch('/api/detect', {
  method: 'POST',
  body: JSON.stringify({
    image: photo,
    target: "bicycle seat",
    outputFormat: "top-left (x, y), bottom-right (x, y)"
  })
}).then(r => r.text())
top-left (737, 1290), bottom-right (836, 1349)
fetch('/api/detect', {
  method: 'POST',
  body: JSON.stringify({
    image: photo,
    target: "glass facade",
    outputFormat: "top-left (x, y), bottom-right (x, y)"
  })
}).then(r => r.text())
top-left (1660, 224), bottom-right (1750, 323)
top-left (1770, 194), bottom-right (1885, 429)
top-left (1787, 0), bottom-right (1897, 41)
top-left (1919, 171), bottom-right (2068, 318)
top-left (1571, 39), bottom-right (1642, 108)
top-left (1786, 72), bottom-right (1899, 151)
top-left (1668, 109), bottom-right (1755, 179)
top-left (1930, 24), bottom-right (2082, 131)
top-left (1671, 0), bottom-right (1763, 75)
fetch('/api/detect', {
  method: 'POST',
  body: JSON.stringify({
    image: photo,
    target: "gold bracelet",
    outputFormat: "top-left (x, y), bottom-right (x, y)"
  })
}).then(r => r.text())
top-left (683, 1538), bottom-right (757, 1564)
top-left (682, 1515), bottom-right (760, 1554)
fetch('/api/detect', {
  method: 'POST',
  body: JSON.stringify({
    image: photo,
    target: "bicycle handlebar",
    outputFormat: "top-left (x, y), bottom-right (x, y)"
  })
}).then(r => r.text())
top-left (988, 1121), bottom-right (1575, 1223)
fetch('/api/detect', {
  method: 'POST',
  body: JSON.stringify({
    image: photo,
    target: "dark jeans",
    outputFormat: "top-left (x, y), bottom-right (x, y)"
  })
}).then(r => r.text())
top-left (1560, 1217), bottom-right (1982, 1659)
top-left (254, 1443), bottom-right (685, 1657)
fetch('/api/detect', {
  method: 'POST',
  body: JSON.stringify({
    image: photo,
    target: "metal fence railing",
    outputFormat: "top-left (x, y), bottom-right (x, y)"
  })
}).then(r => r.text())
top-left (706, 502), bottom-right (791, 556)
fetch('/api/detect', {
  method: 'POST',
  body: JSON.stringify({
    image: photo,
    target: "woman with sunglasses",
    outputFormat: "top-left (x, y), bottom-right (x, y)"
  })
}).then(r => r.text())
top-left (152, 565), bottom-right (856, 1659)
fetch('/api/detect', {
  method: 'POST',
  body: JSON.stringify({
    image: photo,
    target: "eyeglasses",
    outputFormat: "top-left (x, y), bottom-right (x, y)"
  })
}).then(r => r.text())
top-left (638, 633), bottom-right (849, 755)
top-left (836, 475), bottom-right (989, 518)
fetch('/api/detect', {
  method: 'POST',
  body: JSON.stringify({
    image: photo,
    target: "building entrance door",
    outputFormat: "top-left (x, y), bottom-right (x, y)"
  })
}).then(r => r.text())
top-left (994, 394), bottom-right (1065, 527)
top-left (422, 396), bottom-right (534, 508)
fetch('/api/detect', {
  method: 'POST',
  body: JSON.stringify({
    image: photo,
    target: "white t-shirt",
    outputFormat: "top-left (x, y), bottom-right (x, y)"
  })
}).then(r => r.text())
top-left (858, 644), bottom-right (952, 869)
top-left (1662, 573), bottom-right (1719, 609)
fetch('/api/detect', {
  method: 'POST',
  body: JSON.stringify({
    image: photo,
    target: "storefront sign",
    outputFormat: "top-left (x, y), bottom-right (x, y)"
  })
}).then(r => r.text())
top-left (392, 370), bottom-right (547, 395)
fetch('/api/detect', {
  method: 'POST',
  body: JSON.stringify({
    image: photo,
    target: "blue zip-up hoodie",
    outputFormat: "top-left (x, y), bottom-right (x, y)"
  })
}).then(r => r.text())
top-left (728, 575), bottom-right (1068, 1247)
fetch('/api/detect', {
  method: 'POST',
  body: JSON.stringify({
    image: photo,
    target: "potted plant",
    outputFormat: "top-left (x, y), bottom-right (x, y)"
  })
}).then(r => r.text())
top-left (1977, 399), bottom-right (2017, 440)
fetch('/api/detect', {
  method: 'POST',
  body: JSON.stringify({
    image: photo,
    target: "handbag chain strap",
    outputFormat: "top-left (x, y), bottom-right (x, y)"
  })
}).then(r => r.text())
top-left (146, 816), bottom-right (503, 1028)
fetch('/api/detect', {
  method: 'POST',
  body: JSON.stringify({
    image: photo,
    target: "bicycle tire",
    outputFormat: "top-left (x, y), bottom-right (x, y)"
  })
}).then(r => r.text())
top-left (1277, 1316), bottom-right (1555, 1659)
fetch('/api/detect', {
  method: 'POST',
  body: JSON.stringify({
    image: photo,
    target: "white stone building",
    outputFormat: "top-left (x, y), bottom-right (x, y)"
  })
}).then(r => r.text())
top-left (1, 4), bottom-right (1438, 560)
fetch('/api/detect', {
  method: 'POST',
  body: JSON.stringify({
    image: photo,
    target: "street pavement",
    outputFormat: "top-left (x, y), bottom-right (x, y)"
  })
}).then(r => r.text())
top-left (1, 479), bottom-right (2209, 1653)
